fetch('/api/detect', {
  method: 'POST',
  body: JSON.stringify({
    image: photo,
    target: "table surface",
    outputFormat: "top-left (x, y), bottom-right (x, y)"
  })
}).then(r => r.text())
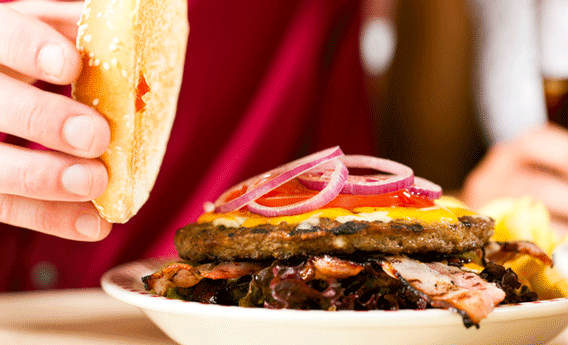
top-left (0, 288), bottom-right (175, 345)
top-left (1, 288), bottom-right (568, 345)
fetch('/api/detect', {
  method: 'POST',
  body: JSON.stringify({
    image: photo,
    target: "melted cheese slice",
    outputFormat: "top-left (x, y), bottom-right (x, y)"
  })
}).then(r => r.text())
top-left (197, 205), bottom-right (479, 229)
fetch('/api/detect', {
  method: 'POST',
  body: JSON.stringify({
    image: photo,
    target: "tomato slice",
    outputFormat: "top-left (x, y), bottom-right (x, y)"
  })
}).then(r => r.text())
top-left (136, 72), bottom-right (151, 112)
top-left (254, 179), bottom-right (435, 209)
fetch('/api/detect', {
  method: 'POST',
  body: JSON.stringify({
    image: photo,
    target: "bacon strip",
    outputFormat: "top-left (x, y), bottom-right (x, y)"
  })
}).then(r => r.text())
top-left (485, 241), bottom-right (554, 267)
top-left (301, 255), bottom-right (365, 280)
top-left (143, 261), bottom-right (264, 296)
top-left (380, 255), bottom-right (506, 327)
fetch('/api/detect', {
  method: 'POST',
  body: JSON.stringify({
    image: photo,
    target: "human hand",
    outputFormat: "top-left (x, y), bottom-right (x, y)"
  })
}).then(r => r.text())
top-left (461, 123), bottom-right (568, 236)
top-left (0, 1), bottom-right (112, 240)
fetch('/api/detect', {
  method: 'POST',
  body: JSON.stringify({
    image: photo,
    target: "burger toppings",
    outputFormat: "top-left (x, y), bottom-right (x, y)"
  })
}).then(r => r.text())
top-left (484, 240), bottom-right (554, 267)
top-left (213, 146), bottom-right (442, 217)
top-left (254, 179), bottom-right (436, 209)
top-left (407, 176), bottom-right (443, 199)
top-left (247, 158), bottom-right (349, 217)
top-left (380, 256), bottom-right (506, 327)
top-left (144, 249), bottom-right (547, 328)
top-left (297, 154), bottom-right (414, 195)
top-left (214, 146), bottom-right (344, 215)
top-left (143, 148), bottom-right (553, 329)
top-left (142, 261), bottom-right (263, 296)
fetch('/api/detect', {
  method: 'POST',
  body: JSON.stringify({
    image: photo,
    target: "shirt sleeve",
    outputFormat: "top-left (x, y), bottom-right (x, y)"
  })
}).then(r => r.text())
top-left (467, 0), bottom-right (547, 144)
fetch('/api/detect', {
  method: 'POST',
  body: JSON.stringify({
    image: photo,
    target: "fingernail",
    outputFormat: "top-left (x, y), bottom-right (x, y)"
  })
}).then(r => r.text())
top-left (62, 164), bottom-right (92, 196)
top-left (38, 43), bottom-right (65, 78)
top-left (75, 214), bottom-right (100, 239)
top-left (63, 115), bottom-right (94, 151)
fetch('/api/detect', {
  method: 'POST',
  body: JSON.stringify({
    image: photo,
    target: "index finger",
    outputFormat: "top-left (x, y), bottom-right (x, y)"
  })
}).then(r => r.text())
top-left (0, 3), bottom-right (81, 84)
top-left (6, 1), bottom-right (84, 41)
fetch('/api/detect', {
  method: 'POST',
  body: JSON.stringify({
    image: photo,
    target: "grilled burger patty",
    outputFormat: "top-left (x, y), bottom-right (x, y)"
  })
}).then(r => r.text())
top-left (174, 215), bottom-right (494, 262)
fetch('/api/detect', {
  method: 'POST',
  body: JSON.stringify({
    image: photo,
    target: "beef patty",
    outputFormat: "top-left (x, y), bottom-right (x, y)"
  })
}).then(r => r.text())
top-left (174, 215), bottom-right (494, 262)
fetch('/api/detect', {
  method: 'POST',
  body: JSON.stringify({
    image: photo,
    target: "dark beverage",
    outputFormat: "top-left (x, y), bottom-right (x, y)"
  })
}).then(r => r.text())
top-left (544, 78), bottom-right (568, 127)
top-left (540, 0), bottom-right (568, 127)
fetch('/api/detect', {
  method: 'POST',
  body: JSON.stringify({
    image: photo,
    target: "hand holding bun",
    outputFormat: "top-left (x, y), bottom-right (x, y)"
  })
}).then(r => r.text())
top-left (73, 0), bottom-right (189, 223)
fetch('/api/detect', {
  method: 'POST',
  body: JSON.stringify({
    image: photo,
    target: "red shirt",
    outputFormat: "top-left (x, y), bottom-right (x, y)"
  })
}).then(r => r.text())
top-left (0, 0), bottom-right (375, 290)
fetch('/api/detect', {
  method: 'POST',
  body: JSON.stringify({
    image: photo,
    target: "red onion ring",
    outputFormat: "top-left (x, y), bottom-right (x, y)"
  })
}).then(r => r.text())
top-left (214, 146), bottom-right (344, 213)
top-left (408, 176), bottom-right (442, 199)
top-left (298, 155), bottom-right (414, 195)
top-left (247, 158), bottom-right (348, 217)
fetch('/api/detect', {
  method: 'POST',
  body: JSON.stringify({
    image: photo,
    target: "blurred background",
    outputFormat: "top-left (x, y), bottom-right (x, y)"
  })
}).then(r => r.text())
top-left (363, 0), bottom-right (486, 192)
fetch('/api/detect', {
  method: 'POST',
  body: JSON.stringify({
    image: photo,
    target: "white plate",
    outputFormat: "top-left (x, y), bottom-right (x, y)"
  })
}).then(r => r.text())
top-left (101, 258), bottom-right (568, 345)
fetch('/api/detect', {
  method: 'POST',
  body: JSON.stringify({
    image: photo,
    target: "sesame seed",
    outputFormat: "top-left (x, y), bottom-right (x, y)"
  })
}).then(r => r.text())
top-left (112, 37), bottom-right (120, 44)
top-left (83, 34), bottom-right (92, 42)
top-left (121, 70), bottom-right (128, 78)
top-left (97, 12), bottom-right (102, 18)
top-left (109, 43), bottom-right (118, 51)
top-left (88, 58), bottom-right (94, 66)
top-left (111, 58), bottom-right (118, 66)
top-left (94, 59), bottom-right (100, 66)
top-left (103, 62), bottom-right (110, 70)
top-left (92, 98), bottom-right (99, 106)
top-left (88, 52), bottom-right (95, 58)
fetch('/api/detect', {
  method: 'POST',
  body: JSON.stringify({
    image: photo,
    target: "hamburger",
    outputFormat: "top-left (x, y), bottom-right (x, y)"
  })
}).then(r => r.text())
top-left (68, 0), bottom-right (553, 328)
top-left (142, 147), bottom-right (552, 328)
